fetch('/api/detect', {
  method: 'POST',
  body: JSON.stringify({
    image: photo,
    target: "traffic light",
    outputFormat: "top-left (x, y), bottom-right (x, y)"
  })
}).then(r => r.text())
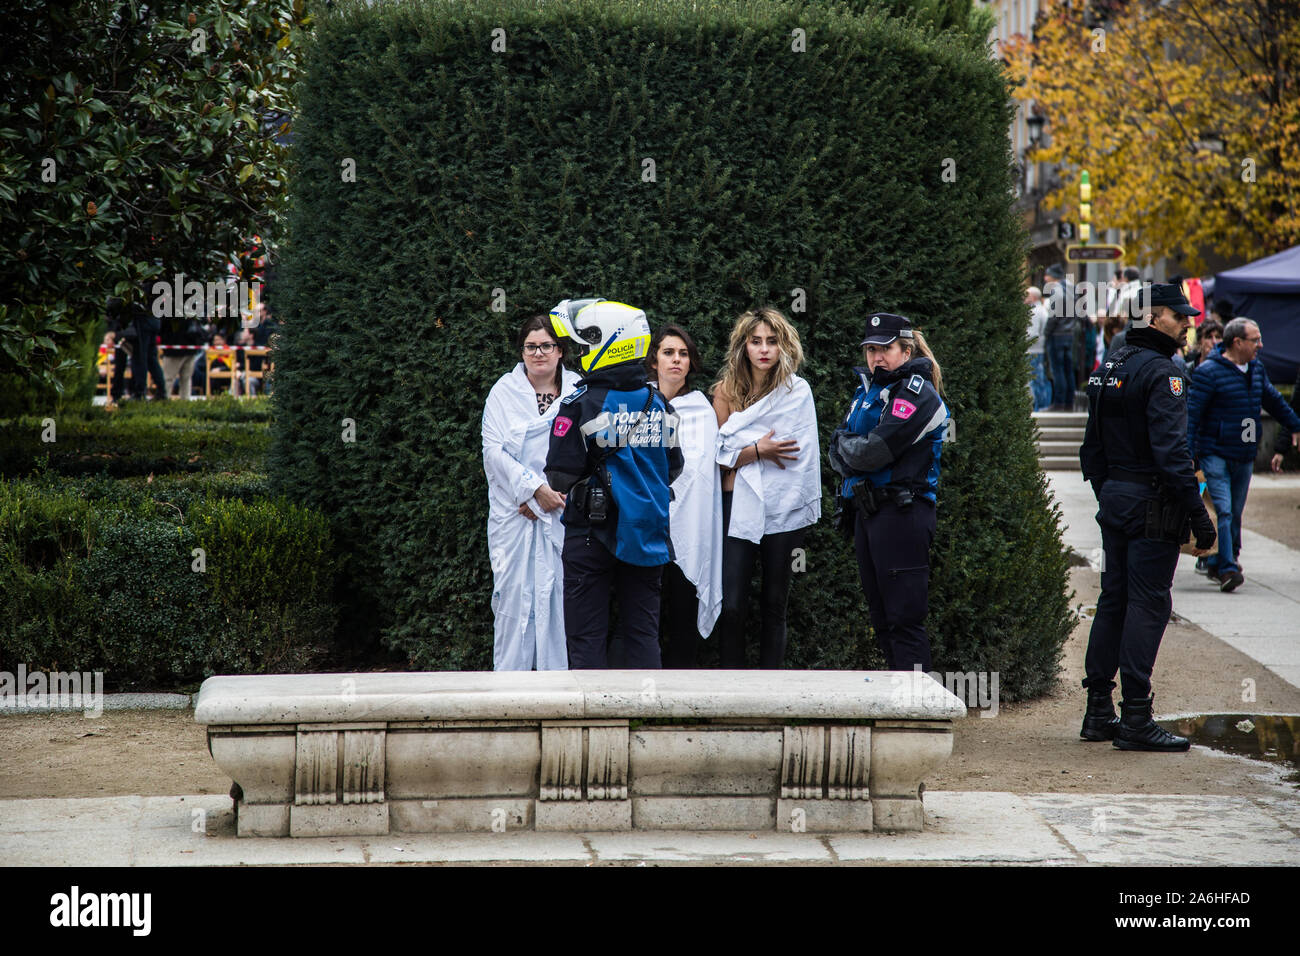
top-left (1079, 171), bottom-right (1091, 243)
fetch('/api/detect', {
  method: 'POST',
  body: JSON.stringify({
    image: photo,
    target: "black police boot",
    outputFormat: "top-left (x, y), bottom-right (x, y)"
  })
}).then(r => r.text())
top-left (1113, 697), bottom-right (1190, 752)
top-left (1080, 682), bottom-right (1120, 741)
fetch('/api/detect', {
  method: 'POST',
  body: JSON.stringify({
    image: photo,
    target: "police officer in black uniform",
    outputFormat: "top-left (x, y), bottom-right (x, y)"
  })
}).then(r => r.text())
top-left (1079, 283), bottom-right (1216, 752)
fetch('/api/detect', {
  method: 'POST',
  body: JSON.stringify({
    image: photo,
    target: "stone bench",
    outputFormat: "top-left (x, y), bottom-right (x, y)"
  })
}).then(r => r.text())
top-left (195, 670), bottom-right (965, 837)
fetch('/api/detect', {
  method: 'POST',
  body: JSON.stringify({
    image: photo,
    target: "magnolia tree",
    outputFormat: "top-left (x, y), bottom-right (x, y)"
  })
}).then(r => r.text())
top-left (1008, 0), bottom-right (1300, 273)
top-left (0, 0), bottom-right (311, 397)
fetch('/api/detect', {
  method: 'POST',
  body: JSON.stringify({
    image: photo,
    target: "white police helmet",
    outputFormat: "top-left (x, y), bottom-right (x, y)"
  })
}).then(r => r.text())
top-left (548, 298), bottom-right (650, 373)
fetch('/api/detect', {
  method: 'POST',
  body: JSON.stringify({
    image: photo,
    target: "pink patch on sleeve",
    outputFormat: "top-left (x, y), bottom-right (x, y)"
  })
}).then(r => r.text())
top-left (553, 416), bottom-right (573, 437)
top-left (891, 398), bottom-right (917, 420)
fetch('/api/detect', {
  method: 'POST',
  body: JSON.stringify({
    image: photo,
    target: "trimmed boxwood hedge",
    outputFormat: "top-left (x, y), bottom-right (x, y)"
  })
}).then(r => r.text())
top-left (268, 0), bottom-right (1075, 698)
top-left (0, 477), bottom-right (338, 689)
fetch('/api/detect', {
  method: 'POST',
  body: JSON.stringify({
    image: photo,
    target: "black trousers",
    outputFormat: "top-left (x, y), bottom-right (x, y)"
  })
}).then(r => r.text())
top-left (562, 534), bottom-right (663, 669)
top-left (853, 498), bottom-right (936, 672)
top-left (719, 491), bottom-right (807, 668)
top-left (1084, 482), bottom-right (1180, 701)
top-left (660, 561), bottom-right (701, 668)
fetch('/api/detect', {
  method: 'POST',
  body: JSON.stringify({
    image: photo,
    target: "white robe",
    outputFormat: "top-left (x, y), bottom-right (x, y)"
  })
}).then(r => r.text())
top-left (482, 363), bottom-right (580, 670)
top-left (665, 389), bottom-right (723, 638)
top-left (715, 374), bottom-right (822, 544)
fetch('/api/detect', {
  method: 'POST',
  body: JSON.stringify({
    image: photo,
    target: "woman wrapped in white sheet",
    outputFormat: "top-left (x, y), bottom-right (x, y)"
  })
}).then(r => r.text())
top-left (646, 323), bottom-right (722, 667)
top-left (482, 315), bottom-right (581, 670)
top-left (712, 306), bottom-right (821, 668)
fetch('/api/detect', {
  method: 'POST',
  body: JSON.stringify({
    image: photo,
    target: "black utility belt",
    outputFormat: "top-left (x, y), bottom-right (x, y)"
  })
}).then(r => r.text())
top-left (850, 481), bottom-right (928, 518)
top-left (1107, 468), bottom-right (1160, 489)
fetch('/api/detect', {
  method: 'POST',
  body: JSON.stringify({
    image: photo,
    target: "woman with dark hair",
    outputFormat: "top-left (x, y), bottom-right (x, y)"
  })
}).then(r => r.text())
top-left (712, 306), bottom-right (821, 668)
top-left (482, 314), bottom-right (581, 670)
top-left (646, 324), bottom-right (721, 667)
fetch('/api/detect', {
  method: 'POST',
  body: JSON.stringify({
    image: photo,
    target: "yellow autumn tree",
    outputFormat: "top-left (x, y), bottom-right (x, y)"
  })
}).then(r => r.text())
top-left (1007, 0), bottom-right (1300, 273)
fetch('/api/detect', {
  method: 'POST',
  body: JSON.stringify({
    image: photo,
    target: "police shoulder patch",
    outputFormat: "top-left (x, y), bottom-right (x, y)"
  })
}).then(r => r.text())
top-left (560, 384), bottom-right (587, 405)
top-left (1168, 376), bottom-right (1184, 397)
top-left (907, 374), bottom-right (924, 394)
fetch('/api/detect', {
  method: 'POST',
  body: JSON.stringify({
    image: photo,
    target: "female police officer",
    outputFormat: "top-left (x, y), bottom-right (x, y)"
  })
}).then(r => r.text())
top-left (829, 313), bottom-right (949, 672)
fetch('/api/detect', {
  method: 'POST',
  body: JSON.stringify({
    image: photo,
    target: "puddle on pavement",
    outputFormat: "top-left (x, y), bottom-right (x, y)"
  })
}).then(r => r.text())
top-left (1158, 714), bottom-right (1300, 785)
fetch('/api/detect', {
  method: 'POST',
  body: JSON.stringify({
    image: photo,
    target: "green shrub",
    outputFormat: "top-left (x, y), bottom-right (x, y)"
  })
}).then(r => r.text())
top-left (268, 0), bottom-right (1074, 697)
top-left (0, 478), bottom-right (337, 687)
top-left (191, 496), bottom-right (337, 673)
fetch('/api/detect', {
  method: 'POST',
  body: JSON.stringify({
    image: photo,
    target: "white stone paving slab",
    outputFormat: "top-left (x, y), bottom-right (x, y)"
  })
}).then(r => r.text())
top-left (5, 791), bottom-right (1297, 865)
top-left (364, 832), bottom-right (592, 864)
top-left (583, 831), bottom-right (835, 864)
top-left (829, 791), bottom-right (1076, 864)
top-left (1022, 793), bottom-right (1300, 866)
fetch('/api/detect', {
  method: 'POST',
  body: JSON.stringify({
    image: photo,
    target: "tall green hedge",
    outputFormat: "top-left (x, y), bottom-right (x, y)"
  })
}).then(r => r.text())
top-left (268, 0), bottom-right (1074, 698)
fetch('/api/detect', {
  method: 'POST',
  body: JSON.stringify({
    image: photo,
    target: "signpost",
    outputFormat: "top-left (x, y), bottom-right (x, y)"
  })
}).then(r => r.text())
top-left (1066, 244), bottom-right (1125, 262)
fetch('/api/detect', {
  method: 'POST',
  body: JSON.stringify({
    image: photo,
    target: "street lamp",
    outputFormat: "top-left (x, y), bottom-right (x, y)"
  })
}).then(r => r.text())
top-left (1027, 112), bottom-right (1045, 147)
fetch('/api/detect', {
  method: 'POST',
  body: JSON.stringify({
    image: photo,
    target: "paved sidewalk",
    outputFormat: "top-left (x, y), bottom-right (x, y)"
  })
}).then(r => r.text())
top-left (1, 791), bottom-right (1295, 866)
top-left (1048, 472), bottom-right (1300, 691)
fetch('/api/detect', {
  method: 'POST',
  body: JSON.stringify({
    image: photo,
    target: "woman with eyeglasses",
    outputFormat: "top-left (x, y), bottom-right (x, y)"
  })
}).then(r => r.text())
top-left (482, 314), bottom-right (581, 670)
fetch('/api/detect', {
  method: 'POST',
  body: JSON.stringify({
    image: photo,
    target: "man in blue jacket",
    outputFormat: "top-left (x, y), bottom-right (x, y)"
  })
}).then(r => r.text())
top-left (1186, 318), bottom-right (1300, 591)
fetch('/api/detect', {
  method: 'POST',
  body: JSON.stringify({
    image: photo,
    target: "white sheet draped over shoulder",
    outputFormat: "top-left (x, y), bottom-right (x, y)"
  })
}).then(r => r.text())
top-left (482, 363), bottom-right (580, 670)
top-left (715, 374), bottom-right (821, 544)
top-left (667, 389), bottom-right (723, 637)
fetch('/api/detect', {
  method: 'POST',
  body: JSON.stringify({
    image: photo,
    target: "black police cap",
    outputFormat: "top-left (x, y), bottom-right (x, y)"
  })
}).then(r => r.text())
top-left (1140, 283), bottom-right (1201, 317)
top-left (860, 312), bottom-right (915, 347)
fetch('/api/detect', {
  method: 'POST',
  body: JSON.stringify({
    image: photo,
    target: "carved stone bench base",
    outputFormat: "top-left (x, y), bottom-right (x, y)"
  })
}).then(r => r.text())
top-left (198, 672), bottom-right (963, 837)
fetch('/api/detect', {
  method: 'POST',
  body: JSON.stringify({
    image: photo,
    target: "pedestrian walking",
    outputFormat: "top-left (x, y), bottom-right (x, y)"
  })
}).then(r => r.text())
top-left (1186, 317), bottom-right (1300, 590)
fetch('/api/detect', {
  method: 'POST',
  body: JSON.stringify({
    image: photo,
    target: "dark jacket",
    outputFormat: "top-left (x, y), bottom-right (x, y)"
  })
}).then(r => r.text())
top-left (1080, 326), bottom-right (1201, 511)
top-left (829, 356), bottom-right (947, 504)
top-left (1044, 279), bottom-right (1077, 339)
top-left (1186, 346), bottom-right (1300, 463)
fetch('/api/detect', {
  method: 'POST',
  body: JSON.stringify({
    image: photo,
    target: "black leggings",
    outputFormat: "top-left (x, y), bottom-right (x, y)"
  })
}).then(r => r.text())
top-left (719, 491), bottom-right (807, 668)
top-left (659, 561), bottom-right (701, 668)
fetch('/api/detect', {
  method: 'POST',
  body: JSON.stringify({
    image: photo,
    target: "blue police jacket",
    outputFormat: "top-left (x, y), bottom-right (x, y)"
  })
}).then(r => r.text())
top-left (544, 360), bottom-right (684, 566)
top-left (829, 356), bottom-right (947, 503)
top-left (1186, 345), bottom-right (1300, 463)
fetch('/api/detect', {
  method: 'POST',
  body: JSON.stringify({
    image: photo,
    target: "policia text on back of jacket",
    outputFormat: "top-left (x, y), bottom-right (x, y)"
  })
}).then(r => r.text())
top-left (1078, 282), bottom-right (1216, 753)
top-left (544, 298), bottom-right (685, 669)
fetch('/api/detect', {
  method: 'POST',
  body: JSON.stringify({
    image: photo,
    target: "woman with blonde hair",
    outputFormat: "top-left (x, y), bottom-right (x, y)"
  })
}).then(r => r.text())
top-left (829, 312), bottom-right (949, 672)
top-left (712, 306), bottom-right (821, 667)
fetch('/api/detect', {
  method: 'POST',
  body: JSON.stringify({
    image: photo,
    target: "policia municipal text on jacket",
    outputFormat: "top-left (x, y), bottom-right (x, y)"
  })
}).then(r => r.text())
top-left (1079, 282), bottom-right (1216, 752)
top-left (544, 299), bottom-right (685, 669)
top-left (829, 312), bottom-right (949, 673)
